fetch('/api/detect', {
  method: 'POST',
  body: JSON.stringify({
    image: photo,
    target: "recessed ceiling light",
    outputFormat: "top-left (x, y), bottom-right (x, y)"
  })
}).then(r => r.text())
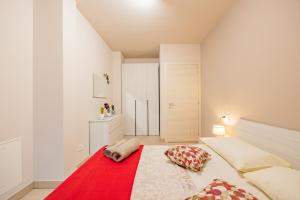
top-left (133, 0), bottom-right (157, 8)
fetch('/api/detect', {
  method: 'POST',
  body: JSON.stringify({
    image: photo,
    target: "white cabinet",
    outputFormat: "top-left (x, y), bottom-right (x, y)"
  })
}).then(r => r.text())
top-left (122, 63), bottom-right (159, 136)
top-left (89, 115), bottom-right (123, 155)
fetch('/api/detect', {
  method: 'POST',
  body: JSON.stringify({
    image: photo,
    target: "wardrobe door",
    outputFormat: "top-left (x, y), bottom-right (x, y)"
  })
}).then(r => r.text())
top-left (146, 63), bottom-right (159, 136)
top-left (135, 64), bottom-right (147, 135)
top-left (122, 63), bottom-right (160, 136)
top-left (122, 64), bottom-right (136, 135)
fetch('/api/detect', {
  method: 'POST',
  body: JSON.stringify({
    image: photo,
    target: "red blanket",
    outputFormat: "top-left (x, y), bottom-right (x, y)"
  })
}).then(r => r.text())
top-left (45, 145), bottom-right (144, 200)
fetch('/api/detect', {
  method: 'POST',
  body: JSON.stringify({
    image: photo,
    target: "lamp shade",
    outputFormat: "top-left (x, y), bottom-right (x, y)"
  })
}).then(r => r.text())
top-left (212, 125), bottom-right (226, 136)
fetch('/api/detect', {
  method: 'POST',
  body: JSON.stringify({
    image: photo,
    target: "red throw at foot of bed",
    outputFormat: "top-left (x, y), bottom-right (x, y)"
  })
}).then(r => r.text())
top-left (45, 145), bottom-right (144, 200)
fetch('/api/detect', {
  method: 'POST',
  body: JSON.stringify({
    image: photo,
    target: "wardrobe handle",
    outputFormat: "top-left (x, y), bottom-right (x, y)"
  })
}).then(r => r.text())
top-left (134, 99), bottom-right (137, 136)
top-left (147, 99), bottom-right (149, 136)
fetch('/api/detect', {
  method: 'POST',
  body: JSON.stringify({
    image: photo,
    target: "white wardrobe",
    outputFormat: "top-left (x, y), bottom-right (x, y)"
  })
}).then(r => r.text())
top-left (122, 63), bottom-right (159, 136)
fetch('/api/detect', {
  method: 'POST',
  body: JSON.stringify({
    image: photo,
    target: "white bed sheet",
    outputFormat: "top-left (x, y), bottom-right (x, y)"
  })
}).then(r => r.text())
top-left (131, 144), bottom-right (269, 200)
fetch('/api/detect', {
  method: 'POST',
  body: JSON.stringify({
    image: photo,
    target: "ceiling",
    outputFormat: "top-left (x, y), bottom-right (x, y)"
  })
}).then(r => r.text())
top-left (77, 0), bottom-right (234, 58)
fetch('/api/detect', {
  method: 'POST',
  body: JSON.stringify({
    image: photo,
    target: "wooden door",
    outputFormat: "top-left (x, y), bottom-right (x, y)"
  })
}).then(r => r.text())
top-left (166, 64), bottom-right (199, 142)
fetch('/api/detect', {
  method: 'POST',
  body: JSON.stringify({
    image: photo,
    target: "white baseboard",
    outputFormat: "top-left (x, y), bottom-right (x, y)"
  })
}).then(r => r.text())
top-left (7, 181), bottom-right (62, 200)
top-left (33, 181), bottom-right (62, 189)
top-left (8, 183), bottom-right (33, 200)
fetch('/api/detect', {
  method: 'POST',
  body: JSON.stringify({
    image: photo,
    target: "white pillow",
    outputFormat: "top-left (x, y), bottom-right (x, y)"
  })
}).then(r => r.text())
top-left (201, 137), bottom-right (290, 172)
top-left (244, 166), bottom-right (300, 200)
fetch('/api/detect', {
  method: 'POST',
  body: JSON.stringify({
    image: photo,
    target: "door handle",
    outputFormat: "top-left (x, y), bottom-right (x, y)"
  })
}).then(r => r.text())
top-left (168, 102), bottom-right (175, 109)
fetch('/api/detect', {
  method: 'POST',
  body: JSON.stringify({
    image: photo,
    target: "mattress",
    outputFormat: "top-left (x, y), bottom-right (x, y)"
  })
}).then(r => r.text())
top-left (131, 144), bottom-right (269, 200)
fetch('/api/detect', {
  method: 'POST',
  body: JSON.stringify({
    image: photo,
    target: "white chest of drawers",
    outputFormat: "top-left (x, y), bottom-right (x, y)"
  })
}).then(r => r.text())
top-left (89, 114), bottom-right (123, 155)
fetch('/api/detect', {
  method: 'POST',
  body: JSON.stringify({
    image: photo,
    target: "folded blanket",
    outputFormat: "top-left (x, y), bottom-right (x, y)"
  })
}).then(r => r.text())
top-left (103, 139), bottom-right (127, 158)
top-left (111, 138), bottom-right (140, 162)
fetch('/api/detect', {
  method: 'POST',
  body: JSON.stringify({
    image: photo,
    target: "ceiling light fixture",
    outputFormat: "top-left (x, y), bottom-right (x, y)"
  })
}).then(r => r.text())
top-left (132, 0), bottom-right (157, 9)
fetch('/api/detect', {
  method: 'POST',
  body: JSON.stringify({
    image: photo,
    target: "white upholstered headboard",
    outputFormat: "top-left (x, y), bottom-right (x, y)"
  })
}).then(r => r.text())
top-left (235, 119), bottom-right (300, 170)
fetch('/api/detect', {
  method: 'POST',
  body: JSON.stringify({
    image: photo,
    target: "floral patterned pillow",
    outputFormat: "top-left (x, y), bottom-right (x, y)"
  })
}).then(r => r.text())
top-left (164, 145), bottom-right (211, 172)
top-left (185, 179), bottom-right (259, 200)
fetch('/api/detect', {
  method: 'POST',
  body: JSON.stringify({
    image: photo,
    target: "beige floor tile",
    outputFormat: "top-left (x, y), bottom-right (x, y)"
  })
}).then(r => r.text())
top-left (124, 136), bottom-right (167, 145)
top-left (124, 135), bottom-right (196, 145)
top-left (21, 189), bottom-right (53, 200)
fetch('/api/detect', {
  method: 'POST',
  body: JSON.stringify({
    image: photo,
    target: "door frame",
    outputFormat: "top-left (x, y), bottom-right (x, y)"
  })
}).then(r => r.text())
top-left (160, 63), bottom-right (201, 142)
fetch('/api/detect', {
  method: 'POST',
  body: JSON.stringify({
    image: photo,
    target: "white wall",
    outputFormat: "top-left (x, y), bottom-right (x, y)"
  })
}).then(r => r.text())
top-left (124, 58), bottom-right (159, 63)
top-left (159, 44), bottom-right (201, 140)
top-left (201, 0), bottom-right (300, 136)
top-left (63, 0), bottom-right (114, 176)
top-left (33, 0), bottom-right (64, 181)
top-left (0, 0), bottom-right (118, 197)
top-left (0, 0), bottom-right (34, 198)
top-left (33, 0), bottom-right (115, 180)
top-left (112, 52), bottom-right (124, 114)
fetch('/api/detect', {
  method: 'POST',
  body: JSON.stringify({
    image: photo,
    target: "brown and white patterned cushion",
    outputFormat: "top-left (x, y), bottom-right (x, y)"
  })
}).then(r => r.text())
top-left (185, 179), bottom-right (259, 200)
top-left (164, 145), bottom-right (211, 172)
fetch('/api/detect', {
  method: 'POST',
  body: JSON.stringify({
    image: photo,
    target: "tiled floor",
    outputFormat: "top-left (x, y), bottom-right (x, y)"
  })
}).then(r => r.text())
top-left (20, 189), bottom-right (53, 200)
top-left (124, 135), bottom-right (197, 145)
top-left (20, 136), bottom-right (191, 200)
top-left (124, 135), bottom-right (167, 145)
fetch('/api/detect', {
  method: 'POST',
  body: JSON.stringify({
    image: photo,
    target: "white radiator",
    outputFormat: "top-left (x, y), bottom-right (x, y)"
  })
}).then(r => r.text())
top-left (0, 137), bottom-right (22, 195)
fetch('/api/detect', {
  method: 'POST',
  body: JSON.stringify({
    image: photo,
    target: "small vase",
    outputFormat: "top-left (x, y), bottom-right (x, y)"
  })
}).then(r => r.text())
top-left (100, 114), bottom-right (105, 119)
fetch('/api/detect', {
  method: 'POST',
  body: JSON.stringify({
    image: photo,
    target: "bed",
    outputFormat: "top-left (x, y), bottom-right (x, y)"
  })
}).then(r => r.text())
top-left (131, 144), bottom-right (269, 200)
top-left (45, 119), bottom-right (300, 200)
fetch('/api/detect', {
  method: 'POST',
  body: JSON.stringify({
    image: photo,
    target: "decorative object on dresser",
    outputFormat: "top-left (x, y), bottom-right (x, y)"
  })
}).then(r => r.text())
top-left (111, 104), bottom-right (115, 115)
top-left (99, 107), bottom-right (105, 119)
top-left (104, 103), bottom-right (111, 117)
top-left (89, 114), bottom-right (123, 155)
